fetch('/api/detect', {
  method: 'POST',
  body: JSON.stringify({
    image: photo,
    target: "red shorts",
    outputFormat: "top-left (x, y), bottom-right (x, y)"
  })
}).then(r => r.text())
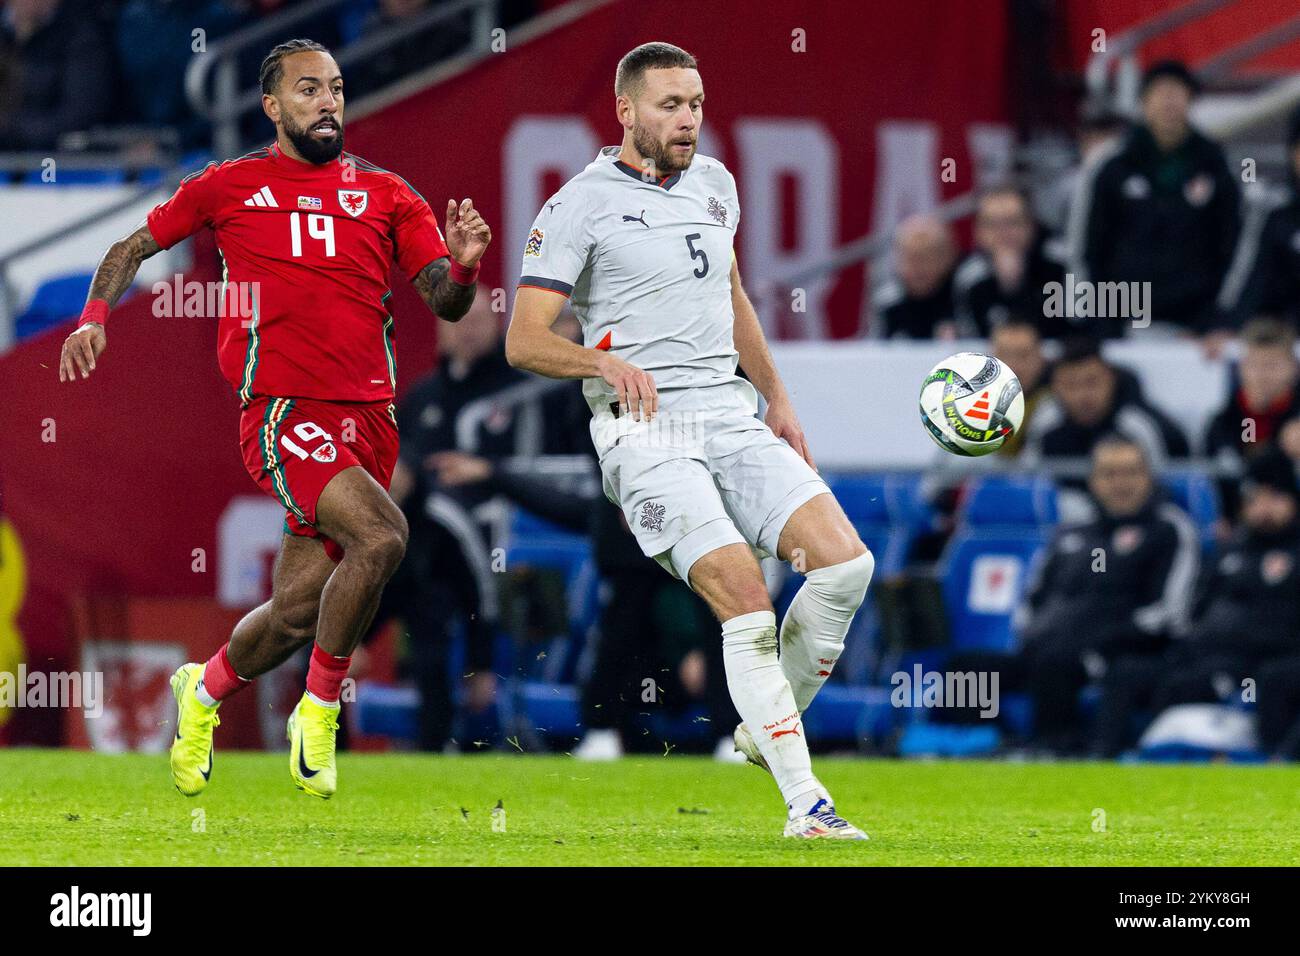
top-left (239, 396), bottom-right (399, 562)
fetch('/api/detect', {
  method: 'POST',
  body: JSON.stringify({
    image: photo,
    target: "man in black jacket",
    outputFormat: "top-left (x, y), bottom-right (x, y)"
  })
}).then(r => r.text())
top-left (0, 0), bottom-right (115, 151)
top-left (1231, 104), bottom-right (1300, 329)
top-left (1204, 318), bottom-right (1300, 524)
top-left (428, 382), bottom-right (742, 760)
top-left (954, 183), bottom-right (1076, 339)
top-left (1095, 448), bottom-right (1300, 756)
top-left (1079, 60), bottom-right (1240, 335)
top-left (872, 215), bottom-right (959, 340)
top-left (379, 291), bottom-right (530, 750)
top-left (1022, 337), bottom-right (1189, 515)
top-left (946, 436), bottom-right (1199, 753)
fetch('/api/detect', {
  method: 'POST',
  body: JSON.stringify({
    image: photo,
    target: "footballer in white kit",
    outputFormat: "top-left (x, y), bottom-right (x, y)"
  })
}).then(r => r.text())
top-left (507, 42), bottom-right (876, 840)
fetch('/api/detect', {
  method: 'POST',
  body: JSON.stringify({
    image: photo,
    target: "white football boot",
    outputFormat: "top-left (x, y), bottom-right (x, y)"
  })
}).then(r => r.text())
top-left (784, 796), bottom-right (870, 840)
top-left (573, 728), bottom-right (623, 761)
top-left (733, 722), bottom-right (772, 773)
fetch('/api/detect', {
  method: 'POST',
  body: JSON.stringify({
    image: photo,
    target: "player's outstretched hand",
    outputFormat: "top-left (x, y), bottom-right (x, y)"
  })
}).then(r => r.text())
top-left (445, 198), bottom-right (491, 267)
top-left (59, 323), bottom-right (106, 382)
top-left (596, 352), bottom-right (657, 422)
top-left (766, 396), bottom-right (816, 470)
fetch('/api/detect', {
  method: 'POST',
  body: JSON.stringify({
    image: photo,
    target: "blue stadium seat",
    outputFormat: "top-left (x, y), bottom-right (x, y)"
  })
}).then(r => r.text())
top-left (1161, 471), bottom-right (1220, 551)
top-left (353, 682), bottom-right (420, 739)
top-left (937, 529), bottom-right (1047, 652)
top-left (22, 168), bottom-right (126, 186)
top-left (936, 476), bottom-right (1056, 653)
top-left (962, 475), bottom-right (1058, 526)
top-left (801, 684), bottom-right (894, 743)
top-left (519, 681), bottom-right (581, 738)
top-left (15, 272), bottom-right (96, 341)
top-left (505, 506), bottom-right (599, 681)
top-left (825, 472), bottom-right (932, 576)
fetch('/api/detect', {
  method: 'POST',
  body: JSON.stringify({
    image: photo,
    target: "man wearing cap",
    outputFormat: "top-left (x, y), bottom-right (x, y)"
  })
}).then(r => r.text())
top-left (1094, 448), bottom-right (1300, 756)
top-left (1077, 59), bottom-right (1240, 337)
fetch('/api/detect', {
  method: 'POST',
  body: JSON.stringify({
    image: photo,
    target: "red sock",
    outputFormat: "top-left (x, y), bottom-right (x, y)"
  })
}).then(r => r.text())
top-left (200, 644), bottom-right (250, 702)
top-left (306, 643), bottom-right (351, 704)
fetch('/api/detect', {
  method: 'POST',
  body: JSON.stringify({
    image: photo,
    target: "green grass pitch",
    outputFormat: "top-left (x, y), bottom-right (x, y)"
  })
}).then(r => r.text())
top-left (1, 750), bottom-right (1297, 866)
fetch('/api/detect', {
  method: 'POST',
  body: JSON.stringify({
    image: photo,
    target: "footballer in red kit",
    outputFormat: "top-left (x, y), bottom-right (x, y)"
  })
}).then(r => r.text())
top-left (56, 39), bottom-right (492, 800)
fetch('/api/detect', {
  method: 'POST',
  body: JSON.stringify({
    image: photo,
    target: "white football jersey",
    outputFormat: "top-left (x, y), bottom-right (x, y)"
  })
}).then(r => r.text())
top-left (519, 146), bottom-right (757, 415)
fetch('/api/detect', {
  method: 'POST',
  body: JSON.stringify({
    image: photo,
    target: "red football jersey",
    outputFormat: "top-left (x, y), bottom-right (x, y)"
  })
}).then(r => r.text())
top-left (147, 142), bottom-right (450, 404)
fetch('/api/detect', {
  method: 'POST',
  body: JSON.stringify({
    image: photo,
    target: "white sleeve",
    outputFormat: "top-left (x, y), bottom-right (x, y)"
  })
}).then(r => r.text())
top-left (518, 189), bottom-right (593, 297)
top-left (728, 169), bottom-right (741, 235)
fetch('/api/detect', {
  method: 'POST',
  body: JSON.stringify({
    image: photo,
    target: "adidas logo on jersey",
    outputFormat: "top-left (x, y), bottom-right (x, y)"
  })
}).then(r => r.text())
top-left (243, 186), bottom-right (278, 207)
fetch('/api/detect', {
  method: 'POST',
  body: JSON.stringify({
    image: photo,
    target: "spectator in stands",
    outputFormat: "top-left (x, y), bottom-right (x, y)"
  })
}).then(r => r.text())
top-left (347, 0), bottom-right (470, 100)
top-left (954, 183), bottom-right (1073, 339)
top-left (114, 0), bottom-right (254, 150)
top-left (428, 381), bottom-right (743, 761)
top-left (1077, 60), bottom-right (1240, 337)
top-left (1205, 318), bottom-right (1300, 525)
top-left (1230, 104), bottom-right (1300, 331)
top-left (871, 215), bottom-right (958, 339)
top-left (949, 436), bottom-right (1198, 754)
top-left (1039, 102), bottom-right (1126, 236)
top-left (379, 290), bottom-right (526, 751)
top-left (1022, 336), bottom-right (1189, 516)
top-left (0, 0), bottom-right (114, 151)
top-left (1095, 448), bottom-right (1300, 757)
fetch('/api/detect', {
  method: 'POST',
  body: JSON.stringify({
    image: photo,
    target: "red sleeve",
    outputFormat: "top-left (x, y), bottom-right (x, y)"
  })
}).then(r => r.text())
top-left (147, 163), bottom-right (220, 249)
top-left (391, 180), bottom-right (450, 279)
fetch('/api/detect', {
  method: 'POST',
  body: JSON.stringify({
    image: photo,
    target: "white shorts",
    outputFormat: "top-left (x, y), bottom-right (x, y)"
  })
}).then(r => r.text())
top-left (591, 406), bottom-right (831, 585)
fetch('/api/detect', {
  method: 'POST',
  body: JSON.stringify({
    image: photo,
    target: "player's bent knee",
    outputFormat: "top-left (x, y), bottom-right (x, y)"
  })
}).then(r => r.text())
top-left (269, 603), bottom-right (318, 647)
top-left (805, 548), bottom-right (874, 611)
top-left (359, 522), bottom-right (406, 575)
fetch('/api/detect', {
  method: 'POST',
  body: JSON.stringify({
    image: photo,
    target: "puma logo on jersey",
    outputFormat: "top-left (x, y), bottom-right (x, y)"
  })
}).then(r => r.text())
top-left (243, 186), bottom-right (278, 207)
top-left (622, 210), bottom-right (649, 228)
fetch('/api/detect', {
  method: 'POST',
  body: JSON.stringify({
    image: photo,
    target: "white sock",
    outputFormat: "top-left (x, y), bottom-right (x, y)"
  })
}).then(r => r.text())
top-left (721, 610), bottom-right (820, 808)
top-left (780, 550), bottom-right (874, 712)
top-left (306, 691), bottom-right (342, 710)
top-left (194, 679), bottom-right (218, 708)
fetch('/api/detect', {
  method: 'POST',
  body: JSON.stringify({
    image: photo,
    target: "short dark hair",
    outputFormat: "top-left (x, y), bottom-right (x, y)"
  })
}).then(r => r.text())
top-left (1141, 59), bottom-right (1200, 98)
top-left (1092, 433), bottom-right (1150, 469)
top-left (991, 314), bottom-right (1042, 339)
top-left (1241, 316), bottom-right (1297, 351)
top-left (976, 180), bottom-right (1033, 218)
top-left (615, 42), bottom-right (697, 96)
top-left (260, 38), bottom-right (331, 95)
top-left (1056, 335), bottom-right (1105, 367)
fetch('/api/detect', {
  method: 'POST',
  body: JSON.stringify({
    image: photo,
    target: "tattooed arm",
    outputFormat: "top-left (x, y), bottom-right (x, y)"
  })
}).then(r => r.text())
top-left (412, 256), bottom-right (476, 322)
top-left (412, 197), bottom-right (492, 322)
top-left (59, 222), bottom-right (161, 382)
top-left (89, 222), bottom-right (162, 308)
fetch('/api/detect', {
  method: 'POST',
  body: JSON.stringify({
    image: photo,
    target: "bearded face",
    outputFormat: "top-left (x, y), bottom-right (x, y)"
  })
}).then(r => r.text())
top-left (631, 118), bottom-right (696, 174)
top-left (282, 110), bottom-right (343, 165)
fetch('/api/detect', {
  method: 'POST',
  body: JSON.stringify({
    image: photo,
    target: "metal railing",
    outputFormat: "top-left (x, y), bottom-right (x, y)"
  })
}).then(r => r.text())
top-left (184, 0), bottom-right (497, 159)
top-left (0, 177), bottom-right (173, 350)
top-left (1084, 0), bottom-right (1235, 114)
top-left (778, 0), bottom-right (1300, 337)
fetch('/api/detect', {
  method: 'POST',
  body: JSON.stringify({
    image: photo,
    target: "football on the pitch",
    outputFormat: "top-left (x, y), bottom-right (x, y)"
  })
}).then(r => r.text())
top-left (919, 352), bottom-right (1024, 456)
